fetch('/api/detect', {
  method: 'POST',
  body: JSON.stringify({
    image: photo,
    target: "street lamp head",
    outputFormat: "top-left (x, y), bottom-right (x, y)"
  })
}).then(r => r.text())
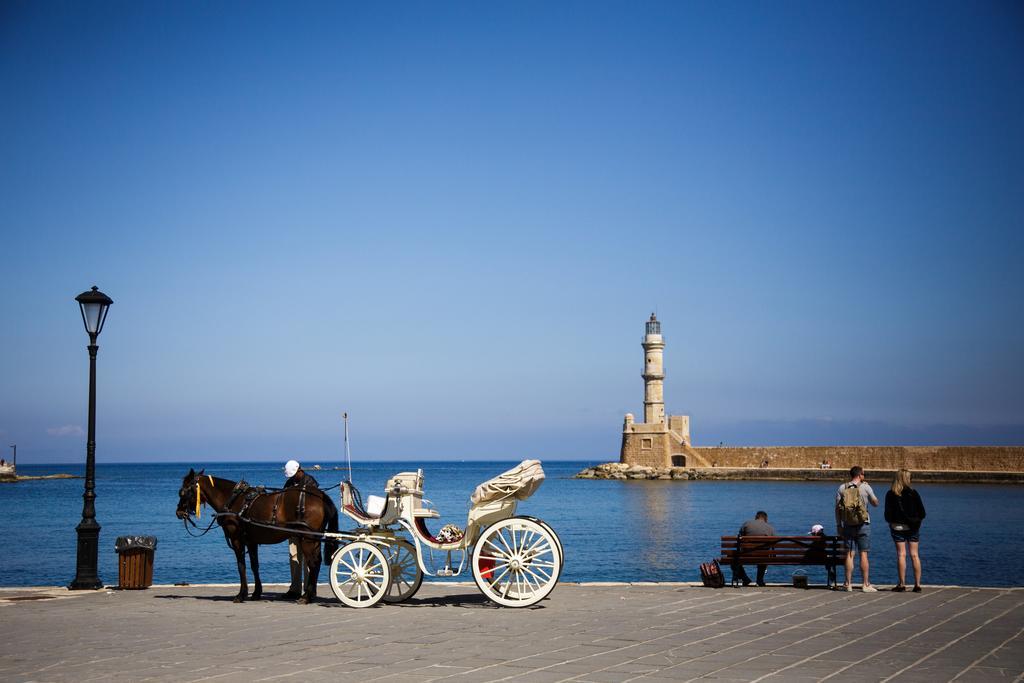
top-left (75, 286), bottom-right (113, 338)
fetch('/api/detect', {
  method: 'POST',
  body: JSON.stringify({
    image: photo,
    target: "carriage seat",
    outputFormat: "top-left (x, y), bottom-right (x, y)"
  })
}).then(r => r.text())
top-left (341, 482), bottom-right (399, 526)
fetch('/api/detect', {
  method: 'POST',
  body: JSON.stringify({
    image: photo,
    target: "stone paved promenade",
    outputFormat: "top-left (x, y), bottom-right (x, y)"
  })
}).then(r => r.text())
top-left (1, 583), bottom-right (1022, 682)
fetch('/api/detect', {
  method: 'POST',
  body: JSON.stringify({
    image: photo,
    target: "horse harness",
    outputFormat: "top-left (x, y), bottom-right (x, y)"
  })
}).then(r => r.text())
top-left (226, 479), bottom-right (321, 531)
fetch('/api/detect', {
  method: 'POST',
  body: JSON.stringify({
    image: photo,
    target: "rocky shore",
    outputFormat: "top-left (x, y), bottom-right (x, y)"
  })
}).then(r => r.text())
top-left (575, 462), bottom-right (704, 480)
top-left (0, 473), bottom-right (80, 484)
top-left (575, 462), bottom-right (1024, 484)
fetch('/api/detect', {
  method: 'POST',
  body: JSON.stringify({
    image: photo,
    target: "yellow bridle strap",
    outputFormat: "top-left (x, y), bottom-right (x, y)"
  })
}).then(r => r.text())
top-left (194, 476), bottom-right (216, 518)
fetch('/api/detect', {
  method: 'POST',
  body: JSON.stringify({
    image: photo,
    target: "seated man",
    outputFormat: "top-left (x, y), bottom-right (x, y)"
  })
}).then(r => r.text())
top-left (733, 510), bottom-right (776, 586)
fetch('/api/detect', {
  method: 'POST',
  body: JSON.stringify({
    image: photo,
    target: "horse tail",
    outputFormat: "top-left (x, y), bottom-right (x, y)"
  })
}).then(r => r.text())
top-left (323, 495), bottom-right (339, 561)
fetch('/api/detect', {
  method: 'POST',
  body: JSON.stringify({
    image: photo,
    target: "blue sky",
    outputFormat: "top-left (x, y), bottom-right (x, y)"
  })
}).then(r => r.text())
top-left (2, 2), bottom-right (1022, 463)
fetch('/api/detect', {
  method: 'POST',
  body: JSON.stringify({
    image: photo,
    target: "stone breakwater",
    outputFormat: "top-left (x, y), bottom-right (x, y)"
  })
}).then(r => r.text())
top-left (0, 473), bottom-right (80, 484)
top-left (576, 462), bottom-right (706, 480)
top-left (575, 462), bottom-right (1024, 484)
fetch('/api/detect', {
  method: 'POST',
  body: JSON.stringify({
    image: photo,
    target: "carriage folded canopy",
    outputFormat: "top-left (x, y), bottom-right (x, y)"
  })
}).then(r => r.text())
top-left (470, 459), bottom-right (545, 505)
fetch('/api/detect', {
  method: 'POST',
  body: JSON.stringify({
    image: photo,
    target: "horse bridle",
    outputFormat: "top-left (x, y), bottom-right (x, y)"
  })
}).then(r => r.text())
top-left (179, 473), bottom-right (215, 517)
top-left (180, 473), bottom-right (220, 537)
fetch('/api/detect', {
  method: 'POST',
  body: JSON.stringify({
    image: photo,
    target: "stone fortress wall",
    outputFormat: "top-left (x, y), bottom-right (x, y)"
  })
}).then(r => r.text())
top-left (693, 445), bottom-right (1024, 472)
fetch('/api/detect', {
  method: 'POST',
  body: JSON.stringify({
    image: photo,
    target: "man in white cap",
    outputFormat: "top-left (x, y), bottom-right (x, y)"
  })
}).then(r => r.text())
top-left (282, 459), bottom-right (318, 599)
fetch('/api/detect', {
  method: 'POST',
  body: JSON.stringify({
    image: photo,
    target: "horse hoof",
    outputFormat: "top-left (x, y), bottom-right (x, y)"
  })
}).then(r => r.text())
top-left (251, 593), bottom-right (262, 601)
top-left (296, 596), bottom-right (309, 605)
top-left (233, 596), bottom-right (245, 603)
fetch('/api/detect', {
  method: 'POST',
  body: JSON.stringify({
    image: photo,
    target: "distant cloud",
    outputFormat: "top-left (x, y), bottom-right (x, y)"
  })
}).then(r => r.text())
top-left (47, 424), bottom-right (85, 437)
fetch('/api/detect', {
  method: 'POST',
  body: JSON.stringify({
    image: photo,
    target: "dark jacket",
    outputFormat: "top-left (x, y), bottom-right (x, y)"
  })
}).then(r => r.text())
top-left (284, 470), bottom-right (319, 490)
top-left (884, 488), bottom-right (926, 528)
top-left (738, 518), bottom-right (776, 536)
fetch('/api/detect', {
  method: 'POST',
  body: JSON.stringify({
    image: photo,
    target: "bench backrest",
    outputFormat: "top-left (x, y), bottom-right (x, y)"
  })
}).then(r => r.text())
top-left (720, 535), bottom-right (843, 565)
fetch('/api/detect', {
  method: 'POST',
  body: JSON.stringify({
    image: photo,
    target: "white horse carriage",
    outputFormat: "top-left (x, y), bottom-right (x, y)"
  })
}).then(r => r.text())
top-left (326, 459), bottom-right (563, 608)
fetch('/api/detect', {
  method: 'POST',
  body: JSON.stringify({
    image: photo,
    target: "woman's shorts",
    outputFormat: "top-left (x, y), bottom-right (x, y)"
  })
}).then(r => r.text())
top-left (890, 526), bottom-right (920, 543)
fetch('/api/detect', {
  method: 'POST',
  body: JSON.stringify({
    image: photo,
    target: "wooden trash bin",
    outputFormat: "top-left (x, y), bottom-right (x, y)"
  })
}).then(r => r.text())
top-left (115, 536), bottom-right (157, 589)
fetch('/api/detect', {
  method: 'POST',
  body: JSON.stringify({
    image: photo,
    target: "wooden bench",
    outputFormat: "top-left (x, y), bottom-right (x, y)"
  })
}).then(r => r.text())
top-left (719, 535), bottom-right (843, 588)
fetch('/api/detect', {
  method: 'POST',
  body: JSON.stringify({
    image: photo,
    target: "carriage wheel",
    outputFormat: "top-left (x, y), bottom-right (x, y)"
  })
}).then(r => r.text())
top-left (382, 540), bottom-right (423, 604)
top-left (472, 517), bottom-right (560, 608)
top-left (329, 541), bottom-right (391, 608)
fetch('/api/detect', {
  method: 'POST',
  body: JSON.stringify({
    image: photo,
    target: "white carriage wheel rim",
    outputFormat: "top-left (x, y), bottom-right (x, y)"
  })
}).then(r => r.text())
top-left (330, 541), bottom-right (391, 608)
top-left (383, 540), bottom-right (423, 604)
top-left (531, 518), bottom-right (564, 574)
top-left (472, 518), bottom-right (559, 608)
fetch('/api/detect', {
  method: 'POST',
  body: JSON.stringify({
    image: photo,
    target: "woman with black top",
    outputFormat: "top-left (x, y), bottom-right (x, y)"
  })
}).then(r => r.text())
top-left (885, 468), bottom-right (926, 592)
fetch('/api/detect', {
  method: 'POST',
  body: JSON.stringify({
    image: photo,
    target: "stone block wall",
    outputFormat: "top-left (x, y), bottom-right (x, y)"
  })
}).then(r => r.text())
top-left (621, 430), bottom-right (670, 468)
top-left (693, 446), bottom-right (1024, 472)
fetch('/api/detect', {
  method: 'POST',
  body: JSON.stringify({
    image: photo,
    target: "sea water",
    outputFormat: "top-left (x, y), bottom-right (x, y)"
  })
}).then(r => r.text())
top-left (1, 461), bottom-right (1020, 588)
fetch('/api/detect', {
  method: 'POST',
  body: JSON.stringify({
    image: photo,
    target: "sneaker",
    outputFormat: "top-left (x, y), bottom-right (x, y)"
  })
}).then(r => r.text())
top-left (841, 584), bottom-right (853, 592)
top-left (892, 585), bottom-right (906, 592)
top-left (862, 584), bottom-right (878, 593)
top-left (912, 585), bottom-right (922, 593)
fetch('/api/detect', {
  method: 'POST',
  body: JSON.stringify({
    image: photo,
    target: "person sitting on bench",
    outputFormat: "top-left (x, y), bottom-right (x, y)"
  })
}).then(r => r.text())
top-left (733, 511), bottom-right (776, 586)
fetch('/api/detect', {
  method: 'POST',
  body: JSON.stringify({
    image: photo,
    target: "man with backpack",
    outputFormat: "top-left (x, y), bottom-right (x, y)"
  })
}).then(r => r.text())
top-left (835, 465), bottom-right (880, 592)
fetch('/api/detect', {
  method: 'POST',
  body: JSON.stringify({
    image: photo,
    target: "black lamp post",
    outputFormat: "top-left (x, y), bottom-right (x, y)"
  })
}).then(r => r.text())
top-left (69, 286), bottom-right (113, 590)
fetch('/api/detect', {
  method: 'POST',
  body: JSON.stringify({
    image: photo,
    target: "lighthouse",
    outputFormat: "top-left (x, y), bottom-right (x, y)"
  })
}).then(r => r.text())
top-left (620, 314), bottom-right (704, 468)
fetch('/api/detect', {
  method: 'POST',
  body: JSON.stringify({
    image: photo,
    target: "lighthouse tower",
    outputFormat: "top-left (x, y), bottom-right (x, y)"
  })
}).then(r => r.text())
top-left (642, 313), bottom-right (666, 424)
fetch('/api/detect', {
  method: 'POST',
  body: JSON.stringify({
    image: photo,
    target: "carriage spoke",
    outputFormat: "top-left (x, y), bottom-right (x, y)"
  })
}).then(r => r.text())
top-left (489, 564), bottom-right (512, 587)
top-left (522, 534), bottom-right (549, 556)
top-left (519, 528), bottom-right (537, 555)
top-left (522, 565), bottom-right (552, 586)
top-left (525, 559), bottom-right (557, 568)
top-left (522, 551), bottom-right (552, 567)
top-left (496, 530), bottom-right (516, 556)
top-left (484, 538), bottom-right (511, 557)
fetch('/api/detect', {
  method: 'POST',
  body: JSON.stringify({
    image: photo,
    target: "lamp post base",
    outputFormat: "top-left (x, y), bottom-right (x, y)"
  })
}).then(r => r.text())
top-left (69, 518), bottom-right (103, 590)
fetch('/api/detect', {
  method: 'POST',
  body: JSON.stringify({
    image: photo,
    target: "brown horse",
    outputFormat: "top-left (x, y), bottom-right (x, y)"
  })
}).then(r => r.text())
top-left (175, 469), bottom-right (339, 603)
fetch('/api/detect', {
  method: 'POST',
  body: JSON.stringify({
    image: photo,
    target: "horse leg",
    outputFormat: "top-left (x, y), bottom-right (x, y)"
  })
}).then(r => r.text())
top-left (232, 540), bottom-right (248, 603)
top-left (298, 539), bottom-right (321, 604)
top-left (248, 542), bottom-right (262, 601)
